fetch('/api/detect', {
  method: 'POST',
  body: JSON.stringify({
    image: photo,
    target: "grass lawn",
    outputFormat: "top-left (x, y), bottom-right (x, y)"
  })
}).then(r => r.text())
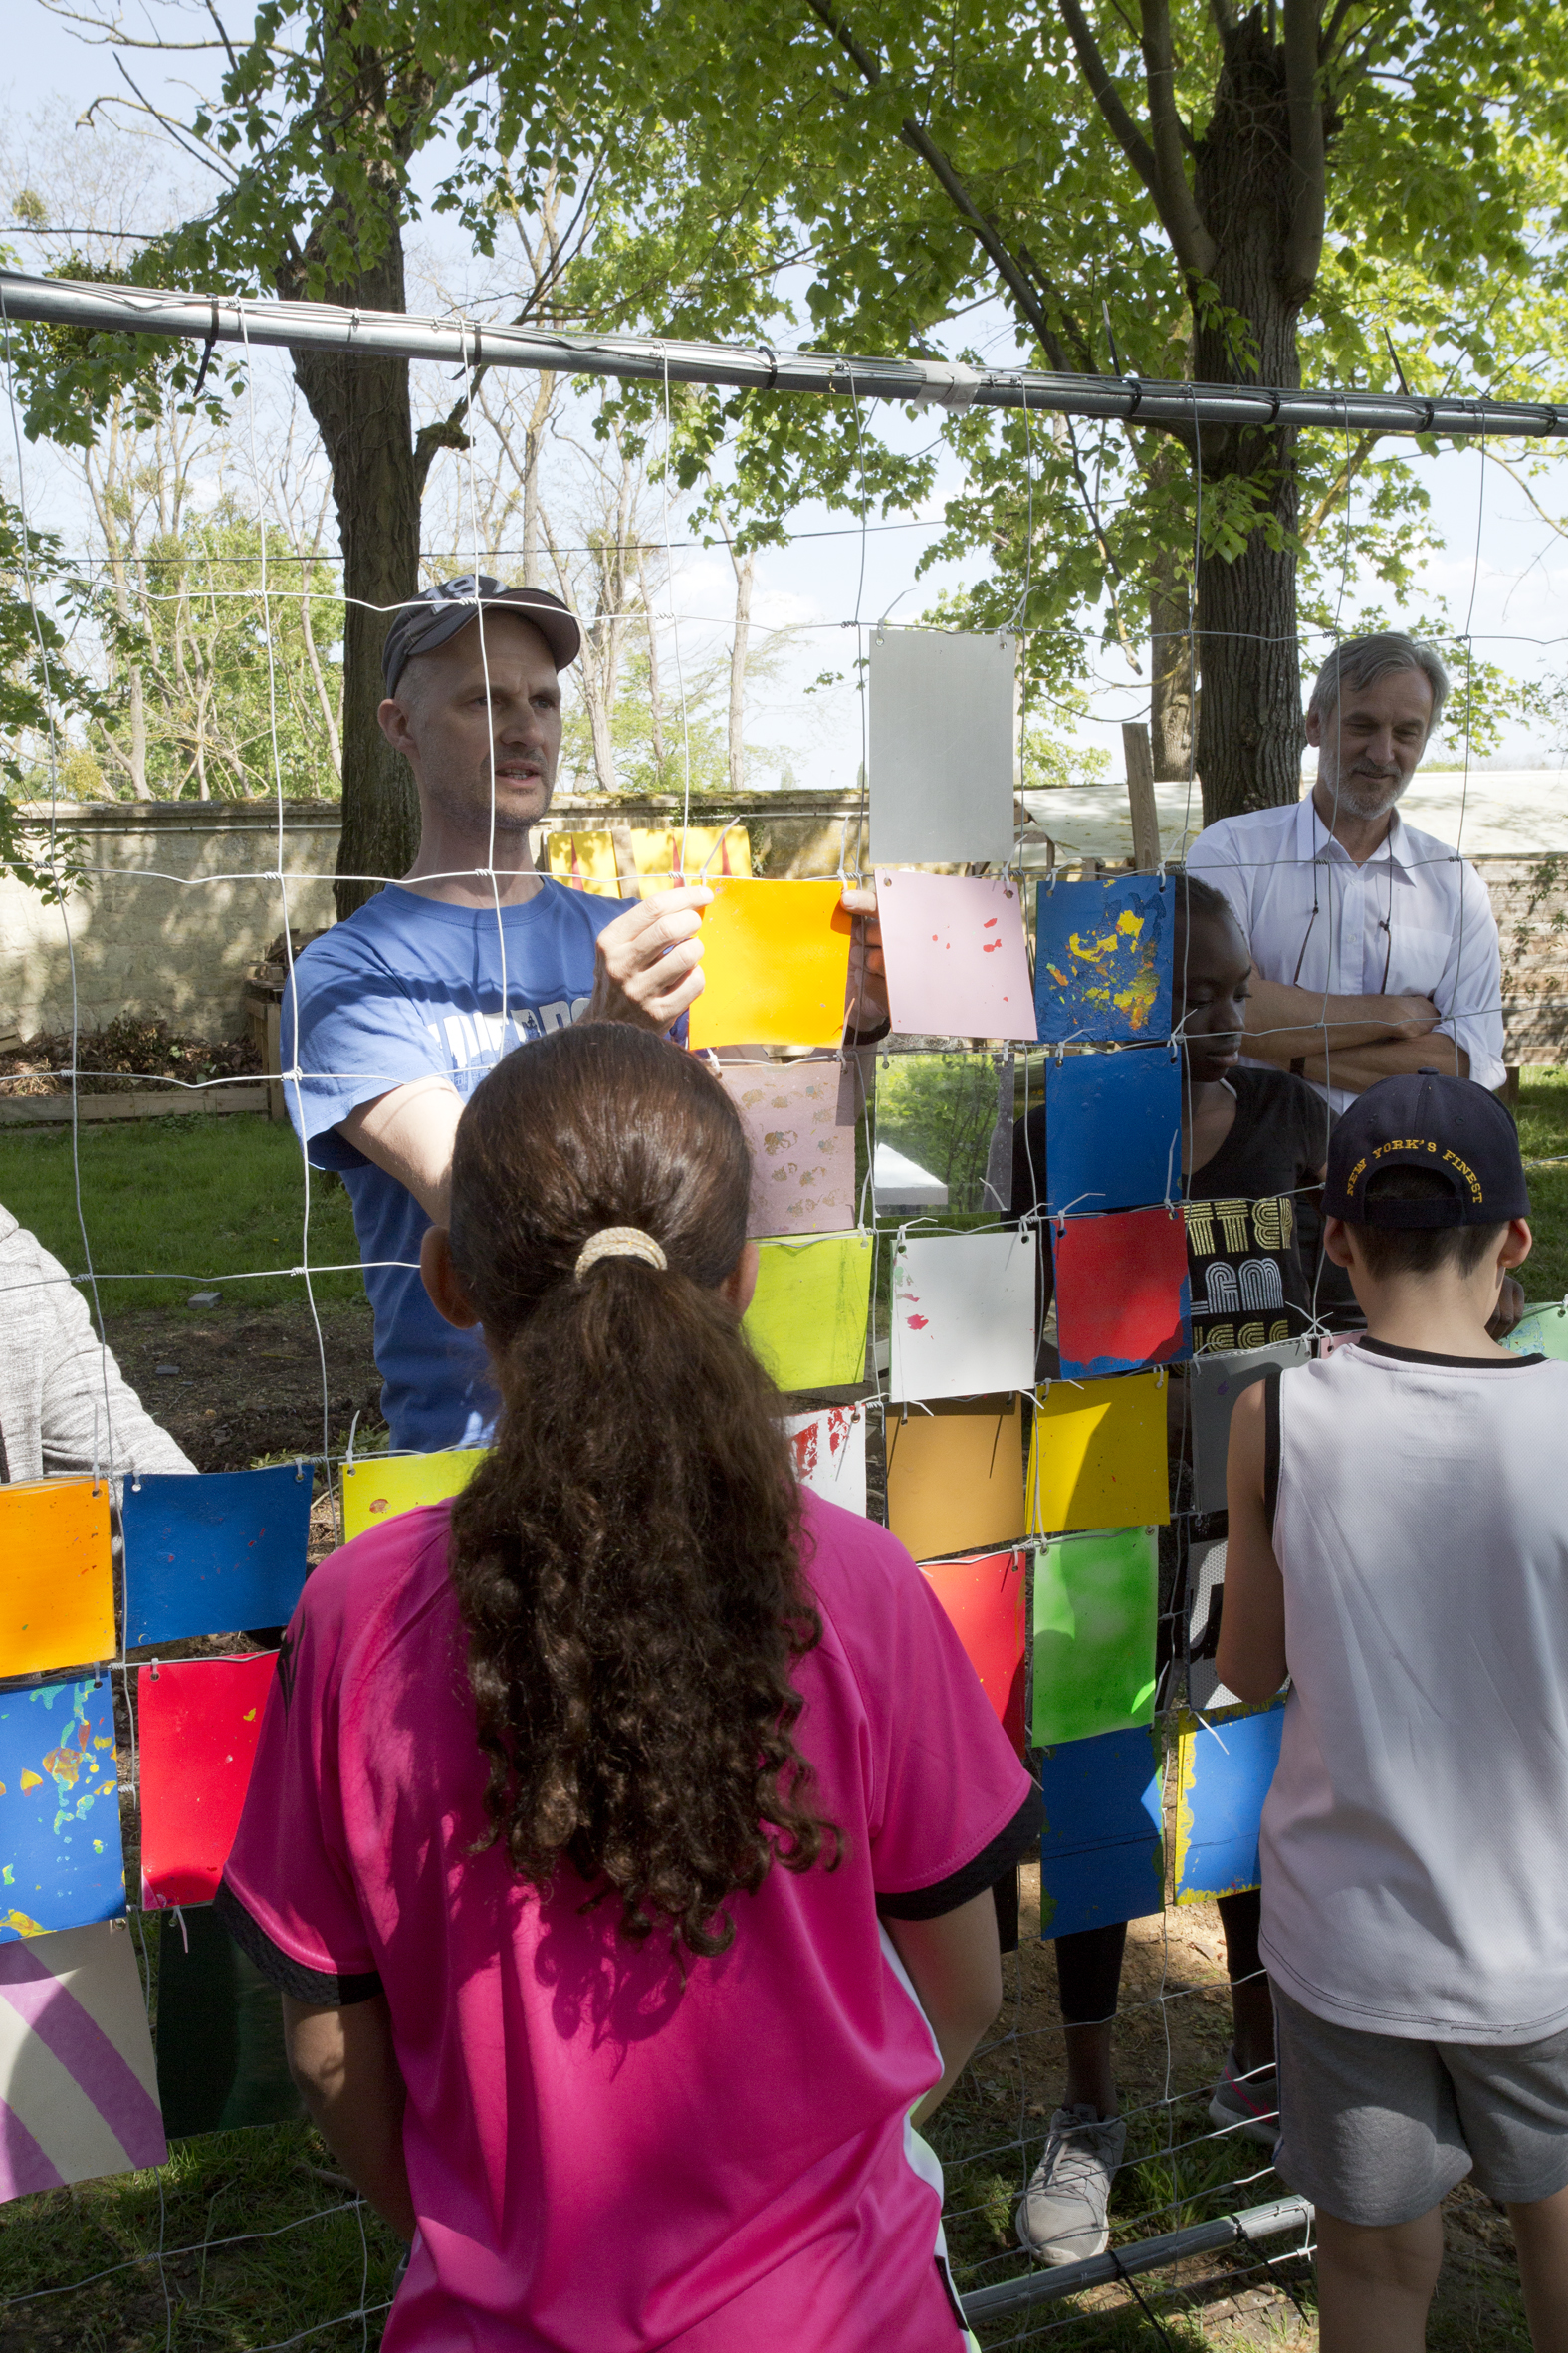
top-left (0, 1114), bottom-right (365, 1312)
top-left (1515, 1067), bottom-right (1568, 1303)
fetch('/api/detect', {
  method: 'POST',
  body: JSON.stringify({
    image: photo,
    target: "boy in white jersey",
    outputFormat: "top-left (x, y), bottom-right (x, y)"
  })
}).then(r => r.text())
top-left (1220, 1070), bottom-right (1568, 2353)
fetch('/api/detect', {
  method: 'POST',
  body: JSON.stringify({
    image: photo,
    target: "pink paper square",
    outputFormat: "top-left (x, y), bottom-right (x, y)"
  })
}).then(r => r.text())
top-left (876, 870), bottom-right (1038, 1042)
top-left (720, 1059), bottom-right (858, 1236)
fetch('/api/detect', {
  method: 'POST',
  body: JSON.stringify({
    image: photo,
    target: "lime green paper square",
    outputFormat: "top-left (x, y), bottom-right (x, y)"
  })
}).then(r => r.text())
top-left (1031, 1525), bottom-right (1159, 1748)
top-left (743, 1233), bottom-right (873, 1391)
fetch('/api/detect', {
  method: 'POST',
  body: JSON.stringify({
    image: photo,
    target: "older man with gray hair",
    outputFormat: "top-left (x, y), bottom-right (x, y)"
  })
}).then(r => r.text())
top-left (1186, 630), bottom-right (1505, 1113)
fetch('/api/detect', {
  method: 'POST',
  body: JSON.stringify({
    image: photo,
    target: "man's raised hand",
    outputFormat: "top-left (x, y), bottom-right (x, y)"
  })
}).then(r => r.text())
top-left (587, 884), bottom-right (712, 1032)
top-left (839, 884), bottom-right (888, 1034)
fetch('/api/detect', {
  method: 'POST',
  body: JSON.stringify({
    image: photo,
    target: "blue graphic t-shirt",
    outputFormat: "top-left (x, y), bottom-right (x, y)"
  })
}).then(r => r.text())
top-left (282, 881), bottom-right (623, 1451)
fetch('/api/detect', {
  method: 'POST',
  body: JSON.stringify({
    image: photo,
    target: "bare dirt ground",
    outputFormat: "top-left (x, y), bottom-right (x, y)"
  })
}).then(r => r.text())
top-left (104, 1299), bottom-right (382, 1477)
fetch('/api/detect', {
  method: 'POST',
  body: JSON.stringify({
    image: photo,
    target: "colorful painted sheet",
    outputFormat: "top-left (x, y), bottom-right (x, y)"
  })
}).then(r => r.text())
top-left (875, 870), bottom-right (1037, 1043)
top-left (874, 1053), bottom-right (1011, 1216)
top-left (885, 1397), bottom-right (1025, 1561)
top-left (889, 1230), bottom-right (1037, 1403)
top-left (1038, 1726), bottom-right (1165, 1941)
top-left (340, 1449), bottom-right (486, 1543)
top-left (867, 626), bottom-right (1016, 866)
top-left (744, 1234), bottom-right (873, 1391)
top-left (1189, 1339), bottom-right (1311, 1514)
top-left (0, 1681), bottom-right (123, 1942)
top-left (1032, 1526), bottom-right (1159, 1748)
top-left (0, 1924), bottom-right (165, 2199)
top-left (919, 1549), bottom-right (1027, 1752)
top-left (156, 1907), bottom-right (304, 2139)
top-left (721, 1059), bottom-right (858, 1237)
top-left (122, 1465), bottom-right (312, 1648)
top-left (0, 1480), bottom-right (114, 1680)
top-left (1174, 1699), bottom-right (1288, 1903)
top-left (1039, 1047), bottom-right (1181, 1217)
top-left (548, 823), bottom-right (753, 899)
top-left (1502, 1301), bottom-right (1568, 1362)
top-left (1053, 1207), bottom-right (1191, 1379)
top-left (784, 1405), bottom-right (867, 1514)
top-left (1034, 873), bottom-right (1173, 1045)
top-left (688, 879), bottom-right (852, 1051)
top-left (1027, 1372), bottom-right (1169, 1537)
top-left (138, 1655), bottom-right (276, 1911)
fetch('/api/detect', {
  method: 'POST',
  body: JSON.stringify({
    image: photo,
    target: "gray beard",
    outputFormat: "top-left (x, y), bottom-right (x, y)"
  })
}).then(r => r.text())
top-left (1317, 766), bottom-right (1409, 822)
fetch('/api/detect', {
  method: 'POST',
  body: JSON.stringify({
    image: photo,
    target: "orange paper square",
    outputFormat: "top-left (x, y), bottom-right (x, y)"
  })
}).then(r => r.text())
top-left (886, 1398), bottom-right (1026, 1562)
top-left (688, 880), bottom-right (853, 1050)
top-left (0, 1480), bottom-right (114, 1677)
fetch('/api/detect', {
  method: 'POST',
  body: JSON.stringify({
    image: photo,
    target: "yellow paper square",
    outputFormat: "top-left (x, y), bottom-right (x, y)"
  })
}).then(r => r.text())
top-left (689, 879), bottom-right (853, 1050)
top-left (545, 830), bottom-right (625, 899)
top-left (743, 1234), bottom-right (873, 1391)
top-left (341, 1451), bottom-right (487, 1542)
top-left (886, 1398), bottom-right (1025, 1562)
top-left (0, 1479), bottom-right (115, 1676)
top-left (1026, 1373), bottom-right (1169, 1537)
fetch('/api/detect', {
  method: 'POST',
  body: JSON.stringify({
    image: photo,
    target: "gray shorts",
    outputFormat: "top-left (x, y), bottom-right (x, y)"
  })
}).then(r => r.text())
top-left (1271, 1981), bottom-right (1568, 2227)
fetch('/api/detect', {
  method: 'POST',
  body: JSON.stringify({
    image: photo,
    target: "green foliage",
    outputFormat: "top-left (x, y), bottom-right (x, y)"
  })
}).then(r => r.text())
top-left (0, 497), bottom-right (100, 898)
top-left (875, 1053), bottom-right (1004, 1211)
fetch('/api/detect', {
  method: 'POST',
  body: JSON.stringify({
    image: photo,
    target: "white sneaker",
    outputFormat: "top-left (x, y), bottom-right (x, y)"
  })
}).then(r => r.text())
top-left (1014, 2104), bottom-right (1126, 2263)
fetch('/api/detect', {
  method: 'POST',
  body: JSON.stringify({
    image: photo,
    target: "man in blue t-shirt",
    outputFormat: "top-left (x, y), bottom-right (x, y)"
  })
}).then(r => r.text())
top-left (285, 576), bottom-right (885, 1451)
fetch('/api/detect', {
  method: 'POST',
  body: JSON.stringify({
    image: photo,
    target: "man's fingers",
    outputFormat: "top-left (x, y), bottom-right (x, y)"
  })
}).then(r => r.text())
top-left (840, 885), bottom-right (878, 918)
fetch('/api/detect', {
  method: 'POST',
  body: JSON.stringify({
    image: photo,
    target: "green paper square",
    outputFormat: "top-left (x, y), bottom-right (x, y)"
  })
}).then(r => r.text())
top-left (1031, 1525), bottom-right (1159, 1748)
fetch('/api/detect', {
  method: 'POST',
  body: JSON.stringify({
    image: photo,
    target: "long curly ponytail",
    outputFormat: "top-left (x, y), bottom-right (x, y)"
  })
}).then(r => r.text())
top-left (444, 1022), bottom-right (839, 1960)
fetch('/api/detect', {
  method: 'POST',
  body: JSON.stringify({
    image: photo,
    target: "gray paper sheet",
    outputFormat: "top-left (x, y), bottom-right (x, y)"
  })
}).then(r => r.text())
top-left (868, 627), bottom-right (1015, 864)
top-left (1189, 1337), bottom-right (1312, 1514)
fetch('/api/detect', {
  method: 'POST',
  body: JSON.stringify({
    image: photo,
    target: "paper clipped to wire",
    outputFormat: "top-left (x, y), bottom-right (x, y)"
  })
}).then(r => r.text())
top-left (867, 626), bottom-right (1016, 866)
top-left (0, 1480), bottom-right (114, 1680)
top-left (721, 1059), bottom-right (858, 1237)
top-left (889, 1230), bottom-right (1037, 1404)
top-left (1038, 1047), bottom-right (1181, 1217)
top-left (1032, 1525), bottom-right (1159, 1748)
top-left (744, 1234), bottom-right (874, 1391)
top-left (874, 870), bottom-right (1037, 1042)
top-left (1052, 1206), bottom-right (1191, 1379)
top-left (687, 879), bottom-right (853, 1051)
top-left (1027, 1372), bottom-right (1169, 1537)
top-left (0, 1680), bottom-right (124, 1943)
top-left (0, 1924), bottom-right (167, 2202)
top-left (138, 1654), bottom-right (276, 1910)
top-left (919, 1549), bottom-right (1027, 1752)
top-left (885, 1397), bottom-right (1025, 1562)
top-left (122, 1465), bottom-right (313, 1648)
top-left (340, 1449), bottom-right (487, 1543)
top-left (784, 1405), bottom-right (868, 1514)
top-left (1034, 872), bottom-right (1173, 1045)
top-left (1189, 1338), bottom-right (1311, 1514)
top-left (1174, 1698), bottom-right (1288, 1905)
top-left (1038, 1726), bottom-right (1165, 1941)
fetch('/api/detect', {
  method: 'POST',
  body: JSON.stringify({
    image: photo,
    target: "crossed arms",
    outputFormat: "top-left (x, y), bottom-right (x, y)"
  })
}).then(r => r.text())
top-left (1238, 977), bottom-right (1469, 1090)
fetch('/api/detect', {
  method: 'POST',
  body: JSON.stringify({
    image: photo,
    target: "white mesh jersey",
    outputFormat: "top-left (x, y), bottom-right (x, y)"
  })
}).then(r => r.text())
top-left (1259, 1336), bottom-right (1568, 2044)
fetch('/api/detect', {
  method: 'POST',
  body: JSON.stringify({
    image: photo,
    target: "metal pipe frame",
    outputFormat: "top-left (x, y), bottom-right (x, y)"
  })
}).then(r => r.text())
top-left (1, 270), bottom-right (1564, 440)
top-left (959, 2192), bottom-right (1314, 2322)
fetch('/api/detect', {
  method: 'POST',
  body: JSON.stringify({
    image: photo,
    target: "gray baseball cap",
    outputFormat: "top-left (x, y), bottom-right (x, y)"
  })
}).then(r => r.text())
top-left (381, 576), bottom-right (581, 695)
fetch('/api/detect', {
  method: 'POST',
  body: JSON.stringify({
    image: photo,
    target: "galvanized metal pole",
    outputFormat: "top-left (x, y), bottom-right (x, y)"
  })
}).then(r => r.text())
top-left (959, 2193), bottom-right (1314, 2323)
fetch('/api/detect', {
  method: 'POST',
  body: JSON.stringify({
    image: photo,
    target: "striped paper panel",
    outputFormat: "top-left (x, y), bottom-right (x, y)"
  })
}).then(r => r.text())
top-left (0, 1923), bottom-right (166, 2200)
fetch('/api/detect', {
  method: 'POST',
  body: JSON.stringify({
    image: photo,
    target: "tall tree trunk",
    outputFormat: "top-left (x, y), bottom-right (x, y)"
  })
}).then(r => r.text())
top-left (1190, 17), bottom-right (1306, 824)
top-left (1149, 575), bottom-right (1194, 781)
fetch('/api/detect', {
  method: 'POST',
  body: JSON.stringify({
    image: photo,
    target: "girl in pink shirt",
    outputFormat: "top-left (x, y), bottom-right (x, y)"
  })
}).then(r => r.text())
top-left (220, 1022), bottom-right (1039, 2350)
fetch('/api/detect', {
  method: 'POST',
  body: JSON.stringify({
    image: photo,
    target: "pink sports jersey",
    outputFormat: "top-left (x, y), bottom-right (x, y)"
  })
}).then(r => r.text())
top-left (220, 1491), bottom-right (1037, 2351)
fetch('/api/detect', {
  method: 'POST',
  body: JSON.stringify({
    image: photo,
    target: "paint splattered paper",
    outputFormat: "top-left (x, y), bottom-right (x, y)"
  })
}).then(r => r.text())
top-left (867, 625), bottom-right (1016, 866)
top-left (874, 1053), bottom-right (1010, 1215)
top-left (1040, 1047), bottom-right (1181, 1217)
top-left (1032, 1526), bottom-right (1159, 1748)
top-left (784, 1405), bottom-right (867, 1514)
top-left (1034, 873), bottom-right (1173, 1045)
top-left (1189, 1339), bottom-right (1311, 1514)
top-left (1027, 1372), bottom-right (1169, 1537)
top-left (889, 1230), bottom-right (1037, 1404)
top-left (885, 1397), bottom-right (1025, 1561)
top-left (1052, 1207), bottom-right (1191, 1379)
top-left (721, 1059), bottom-right (858, 1237)
top-left (1502, 1302), bottom-right (1568, 1362)
top-left (1174, 1699), bottom-right (1287, 1904)
top-left (1038, 1727), bottom-right (1165, 1941)
top-left (688, 879), bottom-right (853, 1051)
top-left (0, 1924), bottom-right (166, 2200)
top-left (0, 1682), bottom-right (123, 1942)
top-left (122, 1466), bottom-right (312, 1649)
top-left (919, 1549), bottom-right (1027, 1752)
top-left (875, 870), bottom-right (1037, 1043)
top-left (340, 1449), bottom-right (486, 1544)
top-left (0, 1480), bottom-right (114, 1680)
top-left (743, 1234), bottom-right (873, 1391)
top-left (138, 1656), bottom-right (276, 1911)
top-left (156, 1907), bottom-right (304, 2139)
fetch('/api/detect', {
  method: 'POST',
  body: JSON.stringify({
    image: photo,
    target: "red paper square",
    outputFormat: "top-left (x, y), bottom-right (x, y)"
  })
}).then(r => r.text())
top-left (1053, 1206), bottom-right (1190, 1378)
top-left (919, 1548), bottom-right (1027, 1754)
top-left (138, 1654), bottom-right (276, 1909)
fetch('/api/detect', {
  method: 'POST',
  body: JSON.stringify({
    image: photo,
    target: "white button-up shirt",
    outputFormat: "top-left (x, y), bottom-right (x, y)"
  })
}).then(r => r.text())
top-left (1187, 795), bottom-right (1505, 1112)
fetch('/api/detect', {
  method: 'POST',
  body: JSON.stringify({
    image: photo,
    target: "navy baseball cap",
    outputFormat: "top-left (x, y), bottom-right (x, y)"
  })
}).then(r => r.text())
top-left (1324, 1069), bottom-right (1530, 1228)
top-left (382, 576), bottom-right (580, 695)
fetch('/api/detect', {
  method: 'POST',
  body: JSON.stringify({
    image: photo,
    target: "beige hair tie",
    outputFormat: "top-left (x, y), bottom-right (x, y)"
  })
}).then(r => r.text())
top-left (574, 1227), bottom-right (668, 1281)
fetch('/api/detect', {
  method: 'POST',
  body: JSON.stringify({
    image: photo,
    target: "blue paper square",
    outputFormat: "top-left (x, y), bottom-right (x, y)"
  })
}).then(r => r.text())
top-left (1039, 1725), bottom-right (1165, 1940)
top-left (1034, 874), bottom-right (1174, 1045)
top-left (1041, 1048), bottom-right (1181, 1217)
top-left (0, 1680), bottom-right (125, 1940)
top-left (1174, 1701), bottom-right (1287, 1903)
top-left (122, 1467), bottom-right (312, 1648)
